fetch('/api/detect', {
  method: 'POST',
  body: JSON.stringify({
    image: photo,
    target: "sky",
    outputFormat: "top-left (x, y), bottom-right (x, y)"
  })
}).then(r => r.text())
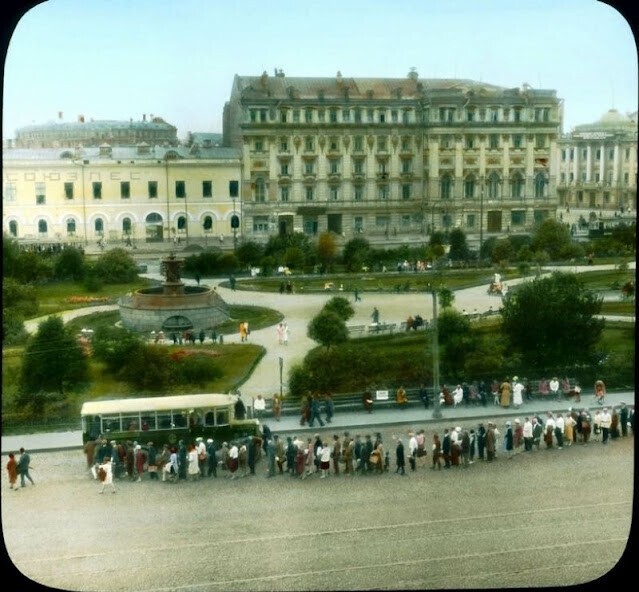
top-left (2, 0), bottom-right (637, 142)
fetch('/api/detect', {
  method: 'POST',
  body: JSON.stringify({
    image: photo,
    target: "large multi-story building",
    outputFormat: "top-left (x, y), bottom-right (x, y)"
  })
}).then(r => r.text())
top-left (11, 114), bottom-right (178, 149)
top-left (556, 109), bottom-right (637, 213)
top-left (2, 142), bottom-right (241, 247)
top-left (224, 70), bottom-right (563, 246)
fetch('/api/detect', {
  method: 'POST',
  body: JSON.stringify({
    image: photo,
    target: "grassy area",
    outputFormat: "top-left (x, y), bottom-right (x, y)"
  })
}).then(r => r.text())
top-left (573, 269), bottom-right (635, 291)
top-left (231, 268), bottom-right (525, 294)
top-left (31, 279), bottom-right (156, 318)
top-left (600, 301), bottom-right (635, 316)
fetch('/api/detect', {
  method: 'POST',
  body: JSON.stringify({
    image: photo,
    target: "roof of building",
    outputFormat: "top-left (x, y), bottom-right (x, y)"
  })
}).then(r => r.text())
top-left (572, 109), bottom-right (637, 134)
top-left (16, 117), bottom-right (177, 134)
top-left (233, 73), bottom-right (554, 101)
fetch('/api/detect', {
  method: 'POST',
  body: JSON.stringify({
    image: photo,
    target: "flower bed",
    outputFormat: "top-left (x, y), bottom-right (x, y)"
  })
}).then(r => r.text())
top-left (67, 296), bottom-right (111, 304)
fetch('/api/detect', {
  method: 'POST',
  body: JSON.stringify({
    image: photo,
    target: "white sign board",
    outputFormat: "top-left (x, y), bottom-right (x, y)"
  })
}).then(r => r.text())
top-left (376, 390), bottom-right (389, 401)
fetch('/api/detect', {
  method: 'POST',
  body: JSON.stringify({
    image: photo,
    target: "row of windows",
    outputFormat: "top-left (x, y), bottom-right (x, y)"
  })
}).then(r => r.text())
top-left (251, 210), bottom-right (538, 234)
top-left (6, 180), bottom-right (240, 204)
top-left (248, 105), bottom-right (553, 125)
top-left (559, 171), bottom-right (631, 184)
top-left (561, 147), bottom-right (633, 161)
top-left (278, 159), bottom-right (414, 176)
top-left (252, 173), bottom-right (548, 202)
top-left (6, 213), bottom-right (222, 239)
top-left (255, 134), bottom-right (549, 153)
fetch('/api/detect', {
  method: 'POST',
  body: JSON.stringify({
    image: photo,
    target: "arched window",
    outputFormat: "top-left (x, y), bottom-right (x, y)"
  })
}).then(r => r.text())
top-left (9, 220), bottom-right (18, 237)
top-left (94, 218), bottom-right (104, 234)
top-left (487, 172), bottom-right (501, 199)
top-left (203, 216), bottom-right (213, 231)
top-left (511, 173), bottom-right (524, 199)
top-left (464, 176), bottom-right (475, 199)
top-left (440, 175), bottom-right (452, 200)
top-left (38, 219), bottom-right (48, 234)
top-left (122, 217), bottom-right (132, 234)
top-left (66, 219), bottom-right (76, 235)
top-left (534, 172), bottom-right (547, 199)
top-left (146, 213), bottom-right (163, 224)
top-left (177, 216), bottom-right (186, 231)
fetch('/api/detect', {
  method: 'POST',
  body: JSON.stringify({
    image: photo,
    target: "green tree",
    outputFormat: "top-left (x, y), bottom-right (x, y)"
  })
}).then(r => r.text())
top-left (437, 309), bottom-right (475, 378)
top-left (236, 241), bottom-right (265, 268)
top-left (491, 239), bottom-right (516, 264)
top-left (501, 272), bottom-right (604, 372)
top-left (342, 237), bottom-right (371, 271)
top-left (13, 250), bottom-right (54, 284)
top-left (92, 325), bottom-right (143, 374)
top-left (20, 316), bottom-right (89, 395)
top-left (2, 278), bottom-right (38, 318)
top-left (322, 296), bottom-right (355, 322)
top-left (448, 228), bottom-right (470, 261)
top-left (93, 248), bottom-right (138, 283)
top-left (53, 246), bottom-right (85, 281)
top-left (307, 310), bottom-right (349, 350)
top-left (317, 232), bottom-right (338, 270)
top-left (437, 287), bottom-right (455, 309)
top-left (2, 235), bottom-right (21, 278)
top-left (530, 219), bottom-right (573, 261)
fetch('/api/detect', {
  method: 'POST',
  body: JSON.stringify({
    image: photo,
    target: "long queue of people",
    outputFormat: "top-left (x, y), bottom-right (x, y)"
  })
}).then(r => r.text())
top-left (85, 402), bottom-right (633, 490)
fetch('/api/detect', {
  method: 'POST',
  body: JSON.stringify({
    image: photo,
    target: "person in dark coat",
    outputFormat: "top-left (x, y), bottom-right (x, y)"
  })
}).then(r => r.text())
top-left (178, 440), bottom-right (187, 480)
top-left (504, 422), bottom-right (514, 458)
top-left (619, 403), bottom-right (629, 437)
top-left (206, 439), bottom-right (217, 477)
top-left (395, 439), bottom-right (406, 475)
top-left (147, 442), bottom-right (158, 479)
top-left (485, 424), bottom-right (496, 462)
top-left (234, 395), bottom-right (246, 420)
top-left (476, 423), bottom-right (486, 460)
top-left (442, 429), bottom-right (451, 468)
top-left (362, 434), bottom-right (374, 473)
top-left (285, 437), bottom-right (296, 475)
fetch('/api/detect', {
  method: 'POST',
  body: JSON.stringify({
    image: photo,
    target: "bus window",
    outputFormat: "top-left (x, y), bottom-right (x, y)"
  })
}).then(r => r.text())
top-left (217, 409), bottom-right (229, 425)
top-left (122, 415), bottom-right (139, 431)
top-left (174, 413), bottom-right (187, 428)
top-left (141, 415), bottom-right (155, 431)
top-left (157, 413), bottom-right (173, 429)
top-left (102, 415), bottom-right (120, 433)
top-left (204, 411), bottom-right (215, 426)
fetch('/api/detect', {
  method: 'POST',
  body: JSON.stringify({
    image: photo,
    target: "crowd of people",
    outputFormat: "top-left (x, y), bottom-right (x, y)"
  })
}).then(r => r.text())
top-left (75, 400), bottom-right (633, 491)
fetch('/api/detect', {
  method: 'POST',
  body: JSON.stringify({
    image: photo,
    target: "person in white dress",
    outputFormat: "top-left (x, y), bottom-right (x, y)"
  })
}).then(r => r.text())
top-left (98, 457), bottom-right (116, 494)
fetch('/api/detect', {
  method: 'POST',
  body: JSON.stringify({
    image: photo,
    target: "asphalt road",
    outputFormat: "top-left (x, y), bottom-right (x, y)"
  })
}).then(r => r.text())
top-left (2, 422), bottom-right (634, 592)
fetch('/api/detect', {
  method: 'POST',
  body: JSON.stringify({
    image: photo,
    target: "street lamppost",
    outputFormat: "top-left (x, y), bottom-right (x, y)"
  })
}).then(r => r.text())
top-left (479, 175), bottom-right (484, 263)
top-left (427, 284), bottom-right (442, 419)
top-left (278, 356), bottom-right (284, 398)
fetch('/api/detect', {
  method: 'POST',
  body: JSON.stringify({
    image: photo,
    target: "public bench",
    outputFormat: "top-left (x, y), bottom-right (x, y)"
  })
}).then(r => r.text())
top-left (347, 324), bottom-right (367, 337)
top-left (367, 322), bottom-right (397, 335)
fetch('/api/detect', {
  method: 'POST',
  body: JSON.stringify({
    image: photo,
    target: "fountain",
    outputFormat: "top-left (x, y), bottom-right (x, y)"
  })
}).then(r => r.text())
top-left (118, 253), bottom-right (229, 333)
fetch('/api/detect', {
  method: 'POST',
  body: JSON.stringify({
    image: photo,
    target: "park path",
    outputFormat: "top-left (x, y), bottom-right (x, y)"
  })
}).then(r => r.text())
top-left (21, 263), bottom-right (634, 402)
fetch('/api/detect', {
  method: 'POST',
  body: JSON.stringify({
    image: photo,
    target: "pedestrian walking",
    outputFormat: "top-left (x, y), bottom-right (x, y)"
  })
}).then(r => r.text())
top-left (17, 448), bottom-right (34, 487)
top-left (6, 453), bottom-right (18, 490)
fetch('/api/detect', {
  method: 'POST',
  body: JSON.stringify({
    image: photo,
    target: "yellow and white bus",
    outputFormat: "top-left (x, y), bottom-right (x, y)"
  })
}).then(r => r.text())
top-left (81, 393), bottom-right (259, 447)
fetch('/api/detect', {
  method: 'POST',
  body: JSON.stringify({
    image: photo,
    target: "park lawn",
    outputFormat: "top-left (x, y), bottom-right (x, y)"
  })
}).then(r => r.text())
top-left (232, 268), bottom-right (524, 294)
top-left (600, 301), bottom-right (635, 315)
top-left (575, 269), bottom-right (635, 291)
top-left (32, 279), bottom-right (155, 318)
top-left (84, 343), bottom-right (265, 398)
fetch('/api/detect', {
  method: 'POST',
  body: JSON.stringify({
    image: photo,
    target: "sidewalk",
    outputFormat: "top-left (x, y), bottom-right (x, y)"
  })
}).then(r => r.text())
top-left (2, 390), bottom-right (633, 454)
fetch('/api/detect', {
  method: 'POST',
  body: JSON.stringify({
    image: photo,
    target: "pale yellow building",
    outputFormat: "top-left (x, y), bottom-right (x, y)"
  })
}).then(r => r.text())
top-left (224, 70), bottom-right (563, 247)
top-left (556, 109), bottom-right (637, 213)
top-left (2, 143), bottom-right (241, 247)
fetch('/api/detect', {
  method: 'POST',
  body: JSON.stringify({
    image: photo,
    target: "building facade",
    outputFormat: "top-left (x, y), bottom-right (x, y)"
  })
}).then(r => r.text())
top-left (224, 71), bottom-right (563, 246)
top-left (556, 109), bottom-right (637, 213)
top-left (2, 143), bottom-right (241, 247)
